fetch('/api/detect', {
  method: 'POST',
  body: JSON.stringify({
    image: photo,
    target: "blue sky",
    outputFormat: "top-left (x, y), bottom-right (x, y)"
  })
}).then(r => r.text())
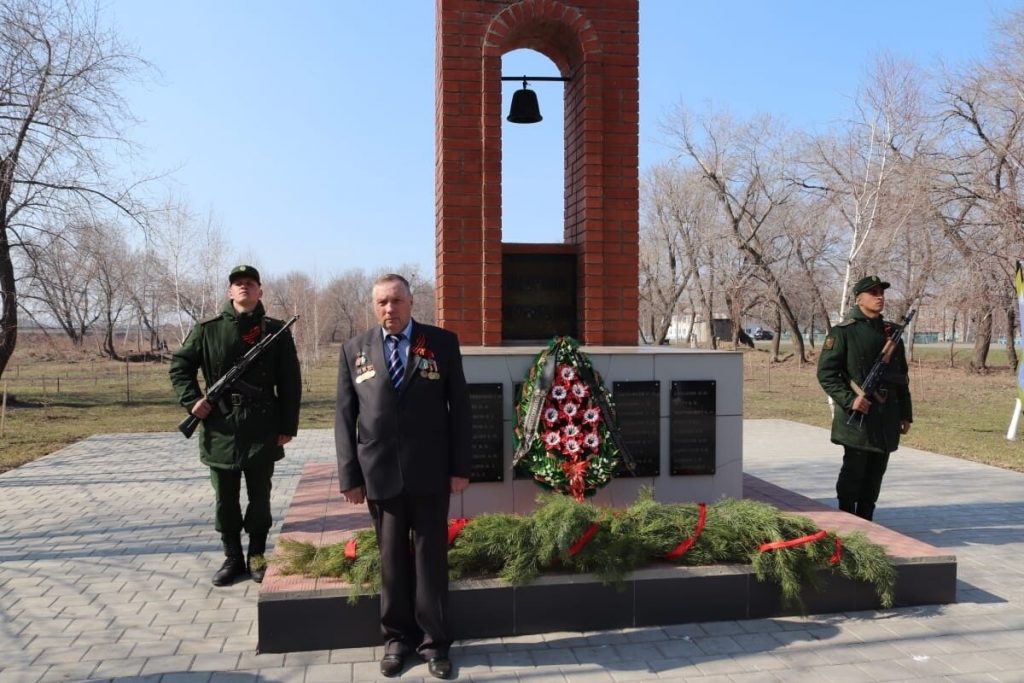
top-left (107, 0), bottom-right (1021, 281)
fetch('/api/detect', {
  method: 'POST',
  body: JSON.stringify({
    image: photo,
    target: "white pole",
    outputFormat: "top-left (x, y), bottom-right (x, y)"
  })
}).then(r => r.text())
top-left (1007, 397), bottom-right (1022, 441)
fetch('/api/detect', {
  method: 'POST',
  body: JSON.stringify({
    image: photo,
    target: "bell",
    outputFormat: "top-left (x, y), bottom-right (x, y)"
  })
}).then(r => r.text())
top-left (507, 82), bottom-right (542, 124)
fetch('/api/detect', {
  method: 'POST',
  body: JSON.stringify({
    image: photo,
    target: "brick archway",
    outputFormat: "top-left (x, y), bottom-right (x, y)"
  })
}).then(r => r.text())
top-left (436, 0), bottom-right (638, 345)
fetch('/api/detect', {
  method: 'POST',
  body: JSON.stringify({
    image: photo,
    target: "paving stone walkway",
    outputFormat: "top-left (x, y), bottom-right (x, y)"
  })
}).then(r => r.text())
top-left (1, 420), bottom-right (1022, 682)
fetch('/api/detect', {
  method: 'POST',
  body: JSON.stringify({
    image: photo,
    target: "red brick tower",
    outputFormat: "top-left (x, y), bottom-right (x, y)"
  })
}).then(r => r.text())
top-left (435, 0), bottom-right (639, 345)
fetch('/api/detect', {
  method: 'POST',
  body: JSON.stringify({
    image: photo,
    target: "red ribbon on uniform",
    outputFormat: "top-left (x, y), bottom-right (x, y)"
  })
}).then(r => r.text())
top-left (447, 518), bottom-right (470, 545)
top-left (759, 529), bottom-right (843, 566)
top-left (344, 538), bottom-right (357, 560)
top-left (664, 503), bottom-right (707, 560)
top-left (568, 523), bottom-right (601, 557)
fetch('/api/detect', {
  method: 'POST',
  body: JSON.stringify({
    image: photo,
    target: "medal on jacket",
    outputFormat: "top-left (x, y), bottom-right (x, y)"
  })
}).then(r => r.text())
top-left (419, 358), bottom-right (440, 380)
top-left (355, 350), bottom-right (376, 383)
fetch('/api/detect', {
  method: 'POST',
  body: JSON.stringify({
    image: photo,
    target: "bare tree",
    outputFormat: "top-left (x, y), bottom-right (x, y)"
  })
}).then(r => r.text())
top-left (665, 107), bottom-right (808, 362)
top-left (322, 269), bottom-right (373, 343)
top-left (638, 164), bottom-right (704, 344)
top-left (20, 221), bottom-right (100, 345)
top-left (149, 198), bottom-right (228, 341)
top-left (0, 0), bottom-right (147, 377)
top-left (800, 56), bottom-right (929, 322)
top-left (87, 223), bottom-right (133, 359)
top-left (125, 246), bottom-right (168, 352)
top-left (934, 16), bottom-right (1024, 372)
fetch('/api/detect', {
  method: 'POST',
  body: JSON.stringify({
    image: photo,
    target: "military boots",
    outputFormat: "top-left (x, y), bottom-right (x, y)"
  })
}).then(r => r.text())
top-left (212, 534), bottom-right (249, 586)
top-left (248, 532), bottom-right (268, 583)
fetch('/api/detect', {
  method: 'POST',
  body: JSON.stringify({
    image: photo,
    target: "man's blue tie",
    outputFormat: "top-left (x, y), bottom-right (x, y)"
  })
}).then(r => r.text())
top-left (387, 333), bottom-right (405, 389)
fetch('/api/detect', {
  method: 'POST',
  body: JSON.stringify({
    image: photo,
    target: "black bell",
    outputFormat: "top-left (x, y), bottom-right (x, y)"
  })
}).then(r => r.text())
top-left (507, 80), bottom-right (542, 124)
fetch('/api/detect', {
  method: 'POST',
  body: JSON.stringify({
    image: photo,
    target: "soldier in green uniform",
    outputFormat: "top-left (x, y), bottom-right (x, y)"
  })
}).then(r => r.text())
top-left (170, 265), bottom-right (302, 586)
top-left (817, 275), bottom-right (913, 521)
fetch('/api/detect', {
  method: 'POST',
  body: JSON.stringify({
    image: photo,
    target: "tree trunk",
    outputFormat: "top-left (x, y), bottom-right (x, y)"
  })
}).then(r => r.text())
top-left (102, 323), bottom-right (122, 361)
top-left (0, 233), bottom-right (16, 379)
top-left (970, 307), bottom-right (993, 373)
top-left (0, 163), bottom-right (17, 379)
top-left (770, 308), bottom-right (782, 360)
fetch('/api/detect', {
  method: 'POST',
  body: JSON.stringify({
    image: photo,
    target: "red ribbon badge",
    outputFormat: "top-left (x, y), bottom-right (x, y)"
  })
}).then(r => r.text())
top-left (411, 333), bottom-right (434, 359)
top-left (242, 325), bottom-right (262, 345)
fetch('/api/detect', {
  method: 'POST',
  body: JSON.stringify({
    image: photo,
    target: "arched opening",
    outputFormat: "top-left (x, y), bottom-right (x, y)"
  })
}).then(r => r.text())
top-left (501, 49), bottom-right (565, 244)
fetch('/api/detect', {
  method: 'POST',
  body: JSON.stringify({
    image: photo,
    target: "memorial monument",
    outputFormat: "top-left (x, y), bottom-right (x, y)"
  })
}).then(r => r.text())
top-left (434, 0), bottom-right (743, 516)
top-left (256, 2), bottom-right (959, 652)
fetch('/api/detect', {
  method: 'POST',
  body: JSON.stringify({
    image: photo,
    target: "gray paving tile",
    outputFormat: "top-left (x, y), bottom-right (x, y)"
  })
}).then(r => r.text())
top-left (0, 667), bottom-right (46, 683)
top-left (304, 663), bottom-right (354, 683)
top-left (139, 654), bottom-right (194, 676)
top-left (160, 674), bottom-right (212, 683)
top-left (85, 657), bottom-right (148, 679)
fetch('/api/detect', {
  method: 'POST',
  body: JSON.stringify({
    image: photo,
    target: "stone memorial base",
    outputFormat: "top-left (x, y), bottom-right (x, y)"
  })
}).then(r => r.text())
top-left (454, 346), bottom-right (744, 518)
top-left (257, 464), bottom-right (957, 654)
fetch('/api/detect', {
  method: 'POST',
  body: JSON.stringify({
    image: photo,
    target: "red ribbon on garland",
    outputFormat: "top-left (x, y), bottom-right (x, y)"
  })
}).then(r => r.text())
top-left (664, 503), bottom-right (707, 560)
top-left (344, 538), bottom-right (357, 560)
top-left (447, 518), bottom-right (470, 545)
top-left (568, 523), bottom-right (601, 557)
top-left (830, 537), bottom-right (843, 565)
top-left (758, 529), bottom-right (843, 566)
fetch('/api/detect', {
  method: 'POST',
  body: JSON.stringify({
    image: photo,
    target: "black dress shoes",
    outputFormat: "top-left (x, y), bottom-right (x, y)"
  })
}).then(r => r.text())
top-left (427, 656), bottom-right (452, 679)
top-left (380, 654), bottom-right (404, 678)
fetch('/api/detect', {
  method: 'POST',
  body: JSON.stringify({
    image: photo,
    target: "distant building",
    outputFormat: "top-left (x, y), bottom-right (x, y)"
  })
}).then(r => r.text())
top-left (666, 315), bottom-right (735, 345)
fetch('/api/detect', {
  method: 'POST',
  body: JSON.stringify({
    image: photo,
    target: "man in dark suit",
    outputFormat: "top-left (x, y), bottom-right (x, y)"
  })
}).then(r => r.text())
top-left (335, 273), bottom-right (471, 679)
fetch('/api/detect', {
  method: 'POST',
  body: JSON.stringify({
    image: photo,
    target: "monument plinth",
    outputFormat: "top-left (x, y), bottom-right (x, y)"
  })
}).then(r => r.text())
top-left (453, 345), bottom-right (743, 517)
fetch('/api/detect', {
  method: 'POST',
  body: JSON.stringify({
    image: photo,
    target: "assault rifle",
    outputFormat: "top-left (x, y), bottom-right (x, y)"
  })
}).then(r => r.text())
top-left (178, 315), bottom-right (299, 439)
top-left (846, 309), bottom-right (915, 430)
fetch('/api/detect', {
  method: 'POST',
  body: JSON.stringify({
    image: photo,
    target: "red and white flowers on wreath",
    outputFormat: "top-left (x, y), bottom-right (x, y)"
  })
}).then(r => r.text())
top-left (514, 337), bottom-right (622, 501)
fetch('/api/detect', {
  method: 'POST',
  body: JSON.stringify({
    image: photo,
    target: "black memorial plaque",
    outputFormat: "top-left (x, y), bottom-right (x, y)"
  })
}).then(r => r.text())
top-left (502, 252), bottom-right (577, 341)
top-left (611, 381), bottom-right (661, 476)
top-left (669, 380), bottom-right (716, 475)
top-left (468, 383), bottom-right (504, 482)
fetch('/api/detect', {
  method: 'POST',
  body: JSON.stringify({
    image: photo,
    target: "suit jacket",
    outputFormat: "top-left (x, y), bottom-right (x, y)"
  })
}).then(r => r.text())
top-left (335, 320), bottom-right (472, 500)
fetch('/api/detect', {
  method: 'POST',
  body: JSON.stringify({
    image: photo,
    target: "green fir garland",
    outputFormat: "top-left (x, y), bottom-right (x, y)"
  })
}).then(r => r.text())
top-left (274, 490), bottom-right (896, 610)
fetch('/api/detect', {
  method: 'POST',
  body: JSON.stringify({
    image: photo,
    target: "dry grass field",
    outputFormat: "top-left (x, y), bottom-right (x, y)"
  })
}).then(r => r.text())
top-left (1, 339), bottom-right (1021, 474)
top-left (743, 342), bottom-right (1023, 472)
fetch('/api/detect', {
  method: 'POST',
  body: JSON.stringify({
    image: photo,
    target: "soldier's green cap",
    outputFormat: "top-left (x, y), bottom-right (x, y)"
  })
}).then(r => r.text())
top-left (853, 275), bottom-right (890, 296)
top-left (228, 264), bottom-right (261, 284)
